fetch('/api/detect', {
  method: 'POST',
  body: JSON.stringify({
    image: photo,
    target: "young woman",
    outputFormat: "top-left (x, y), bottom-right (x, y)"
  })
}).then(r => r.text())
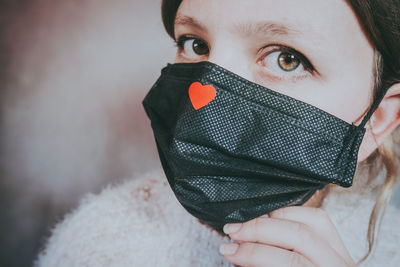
top-left (36, 0), bottom-right (400, 266)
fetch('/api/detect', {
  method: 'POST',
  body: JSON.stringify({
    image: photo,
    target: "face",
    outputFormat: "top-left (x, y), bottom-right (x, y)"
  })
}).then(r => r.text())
top-left (173, 0), bottom-right (375, 128)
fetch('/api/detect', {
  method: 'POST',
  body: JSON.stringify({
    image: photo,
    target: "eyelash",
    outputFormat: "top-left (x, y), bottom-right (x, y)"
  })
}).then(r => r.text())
top-left (260, 45), bottom-right (315, 73)
top-left (174, 35), bottom-right (315, 74)
top-left (175, 35), bottom-right (209, 54)
top-left (175, 35), bottom-right (199, 49)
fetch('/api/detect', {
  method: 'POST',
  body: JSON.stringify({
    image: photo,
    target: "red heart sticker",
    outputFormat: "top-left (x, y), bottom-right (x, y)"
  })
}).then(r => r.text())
top-left (188, 82), bottom-right (216, 110)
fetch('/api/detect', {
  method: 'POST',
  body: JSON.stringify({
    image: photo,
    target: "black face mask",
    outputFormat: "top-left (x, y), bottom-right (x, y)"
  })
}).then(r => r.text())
top-left (142, 61), bottom-right (382, 231)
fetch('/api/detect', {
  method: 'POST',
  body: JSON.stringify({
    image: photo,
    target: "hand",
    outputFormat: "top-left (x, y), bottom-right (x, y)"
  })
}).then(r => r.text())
top-left (219, 206), bottom-right (356, 267)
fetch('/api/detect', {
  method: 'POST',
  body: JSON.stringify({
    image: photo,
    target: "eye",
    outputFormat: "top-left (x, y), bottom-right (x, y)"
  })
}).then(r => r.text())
top-left (175, 35), bottom-right (209, 60)
top-left (258, 45), bottom-right (315, 80)
top-left (277, 52), bottom-right (300, 71)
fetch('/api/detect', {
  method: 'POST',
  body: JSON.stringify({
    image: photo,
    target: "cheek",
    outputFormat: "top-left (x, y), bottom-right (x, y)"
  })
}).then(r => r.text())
top-left (252, 73), bottom-right (372, 126)
top-left (317, 41), bottom-right (375, 123)
top-left (273, 52), bottom-right (374, 124)
top-left (320, 81), bottom-right (371, 124)
top-left (324, 57), bottom-right (375, 124)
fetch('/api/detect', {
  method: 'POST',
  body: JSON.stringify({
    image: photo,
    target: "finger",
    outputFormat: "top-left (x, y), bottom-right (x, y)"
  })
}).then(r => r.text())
top-left (221, 242), bottom-right (315, 267)
top-left (268, 206), bottom-right (351, 259)
top-left (226, 217), bottom-right (348, 267)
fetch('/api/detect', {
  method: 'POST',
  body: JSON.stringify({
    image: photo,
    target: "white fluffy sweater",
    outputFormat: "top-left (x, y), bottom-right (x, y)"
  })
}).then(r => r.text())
top-left (35, 169), bottom-right (400, 267)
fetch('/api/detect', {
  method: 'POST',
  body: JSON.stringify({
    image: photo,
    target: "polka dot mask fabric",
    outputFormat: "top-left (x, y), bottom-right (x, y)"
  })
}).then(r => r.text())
top-left (142, 61), bottom-right (377, 231)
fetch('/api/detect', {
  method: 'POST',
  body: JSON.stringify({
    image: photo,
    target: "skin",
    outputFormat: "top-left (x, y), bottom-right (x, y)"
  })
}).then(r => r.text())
top-left (173, 0), bottom-right (400, 266)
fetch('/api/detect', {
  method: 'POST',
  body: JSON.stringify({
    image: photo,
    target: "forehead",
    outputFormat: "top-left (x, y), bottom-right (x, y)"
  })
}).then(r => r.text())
top-left (177, 0), bottom-right (367, 45)
top-left (177, 0), bottom-right (358, 35)
top-left (176, 0), bottom-right (373, 79)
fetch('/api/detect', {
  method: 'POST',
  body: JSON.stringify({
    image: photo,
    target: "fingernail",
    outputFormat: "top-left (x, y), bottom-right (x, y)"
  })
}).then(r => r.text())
top-left (219, 243), bottom-right (239, 255)
top-left (223, 223), bottom-right (242, 234)
top-left (260, 214), bottom-right (270, 218)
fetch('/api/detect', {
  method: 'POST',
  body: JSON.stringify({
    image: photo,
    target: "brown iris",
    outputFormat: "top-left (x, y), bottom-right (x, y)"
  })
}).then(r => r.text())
top-left (192, 39), bottom-right (209, 55)
top-left (278, 52), bottom-right (300, 71)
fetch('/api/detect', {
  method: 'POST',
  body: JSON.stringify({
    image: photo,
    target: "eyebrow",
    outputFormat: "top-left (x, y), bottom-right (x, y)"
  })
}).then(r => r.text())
top-left (174, 15), bottom-right (208, 33)
top-left (233, 21), bottom-right (301, 37)
top-left (174, 15), bottom-right (301, 37)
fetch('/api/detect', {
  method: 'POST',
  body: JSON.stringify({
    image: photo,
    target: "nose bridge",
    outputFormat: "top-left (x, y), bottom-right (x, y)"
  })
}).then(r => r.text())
top-left (207, 41), bottom-right (252, 81)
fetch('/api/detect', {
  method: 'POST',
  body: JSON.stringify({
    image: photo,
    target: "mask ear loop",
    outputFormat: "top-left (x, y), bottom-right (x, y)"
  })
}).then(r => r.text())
top-left (357, 88), bottom-right (388, 129)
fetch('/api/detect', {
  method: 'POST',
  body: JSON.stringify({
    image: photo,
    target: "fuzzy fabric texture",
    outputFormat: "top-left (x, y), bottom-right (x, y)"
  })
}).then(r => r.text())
top-left (35, 168), bottom-right (400, 267)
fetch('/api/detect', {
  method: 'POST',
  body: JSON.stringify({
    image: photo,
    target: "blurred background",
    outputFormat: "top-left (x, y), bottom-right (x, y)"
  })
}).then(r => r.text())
top-left (1, 0), bottom-right (175, 266)
top-left (1, 1), bottom-right (399, 267)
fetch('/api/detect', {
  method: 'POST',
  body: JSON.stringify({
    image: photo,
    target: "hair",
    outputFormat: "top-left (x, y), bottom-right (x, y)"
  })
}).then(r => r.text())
top-left (160, 0), bottom-right (400, 265)
top-left (345, 1), bottom-right (400, 264)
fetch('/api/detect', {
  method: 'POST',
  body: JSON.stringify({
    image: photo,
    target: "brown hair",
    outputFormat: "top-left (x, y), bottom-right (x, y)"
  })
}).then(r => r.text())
top-left (160, 0), bottom-right (400, 264)
top-left (340, 0), bottom-right (400, 264)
